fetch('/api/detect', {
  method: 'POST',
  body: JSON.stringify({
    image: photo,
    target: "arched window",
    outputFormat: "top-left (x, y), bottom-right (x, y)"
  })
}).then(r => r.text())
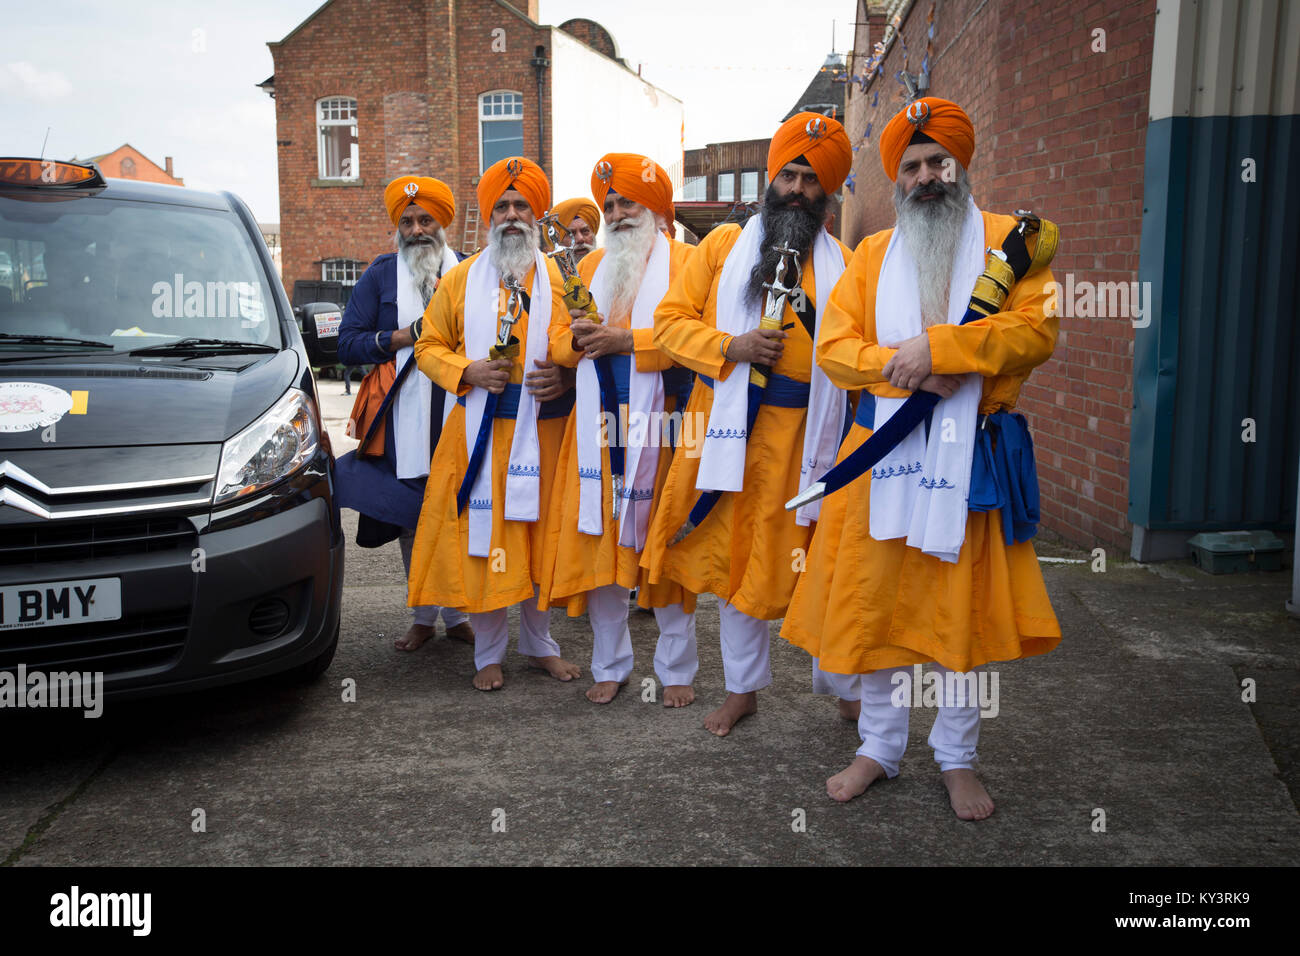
top-left (317, 97), bottom-right (359, 180)
top-left (478, 91), bottom-right (523, 173)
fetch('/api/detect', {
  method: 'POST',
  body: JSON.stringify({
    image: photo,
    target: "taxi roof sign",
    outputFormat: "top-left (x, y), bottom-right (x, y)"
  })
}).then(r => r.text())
top-left (0, 158), bottom-right (106, 189)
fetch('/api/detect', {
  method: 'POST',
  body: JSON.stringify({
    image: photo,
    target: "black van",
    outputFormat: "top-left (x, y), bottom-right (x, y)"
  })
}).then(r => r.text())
top-left (0, 159), bottom-right (343, 702)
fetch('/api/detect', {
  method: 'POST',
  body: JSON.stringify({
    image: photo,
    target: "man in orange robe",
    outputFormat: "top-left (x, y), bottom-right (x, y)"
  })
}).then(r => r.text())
top-left (538, 153), bottom-right (699, 707)
top-left (551, 197), bottom-right (600, 264)
top-left (641, 113), bottom-right (855, 736)
top-left (408, 156), bottom-right (581, 691)
top-left (781, 98), bottom-right (1062, 819)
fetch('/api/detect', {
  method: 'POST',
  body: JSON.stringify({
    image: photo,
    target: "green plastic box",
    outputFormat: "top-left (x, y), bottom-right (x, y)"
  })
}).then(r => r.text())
top-left (1187, 530), bottom-right (1286, 574)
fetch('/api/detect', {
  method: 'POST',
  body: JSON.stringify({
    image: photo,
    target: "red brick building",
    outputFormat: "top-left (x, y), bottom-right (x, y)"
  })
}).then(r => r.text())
top-left (82, 145), bottom-right (183, 185)
top-left (843, 0), bottom-right (1155, 552)
top-left (262, 0), bottom-right (682, 303)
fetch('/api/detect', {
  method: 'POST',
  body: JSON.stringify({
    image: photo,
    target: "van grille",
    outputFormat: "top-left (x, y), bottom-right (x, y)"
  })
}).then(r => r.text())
top-left (0, 516), bottom-right (196, 567)
top-left (0, 608), bottom-right (189, 675)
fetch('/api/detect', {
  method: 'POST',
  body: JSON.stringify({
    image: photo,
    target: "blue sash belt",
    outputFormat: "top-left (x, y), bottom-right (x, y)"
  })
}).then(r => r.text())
top-left (455, 383), bottom-right (575, 420)
top-left (969, 411), bottom-right (1040, 544)
top-left (684, 370), bottom-right (811, 532)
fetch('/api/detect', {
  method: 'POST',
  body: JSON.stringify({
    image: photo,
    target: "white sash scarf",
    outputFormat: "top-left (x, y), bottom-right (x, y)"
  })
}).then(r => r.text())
top-left (870, 197), bottom-right (984, 563)
top-left (394, 247), bottom-right (459, 480)
top-left (697, 216), bottom-right (846, 515)
top-left (462, 248), bottom-right (551, 557)
top-left (576, 234), bottom-right (670, 549)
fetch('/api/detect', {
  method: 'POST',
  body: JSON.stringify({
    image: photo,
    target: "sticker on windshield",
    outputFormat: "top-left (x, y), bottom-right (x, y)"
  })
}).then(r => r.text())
top-left (0, 382), bottom-right (76, 433)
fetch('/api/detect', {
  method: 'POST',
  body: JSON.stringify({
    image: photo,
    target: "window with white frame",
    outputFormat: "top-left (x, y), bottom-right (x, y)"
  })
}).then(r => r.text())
top-left (740, 170), bottom-right (759, 202)
top-left (683, 176), bottom-right (707, 201)
top-left (322, 258), bottom-right (364, 285)
top-left (717, 172), bottom-right (735, 202)
top-left (317, 97), bottom-right (359, 180)
top-left (479, 91), bottom-right (524, 173)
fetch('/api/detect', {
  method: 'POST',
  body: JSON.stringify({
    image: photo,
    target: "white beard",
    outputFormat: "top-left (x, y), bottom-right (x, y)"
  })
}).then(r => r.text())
top-left (488, 220), bottom-right (539, 282)
top-left (893, 168), bottom-right (972, 327)
top-left (599, 212), bottom-right (658, 326)
top-left (394, 225), bottom-right (447, 304)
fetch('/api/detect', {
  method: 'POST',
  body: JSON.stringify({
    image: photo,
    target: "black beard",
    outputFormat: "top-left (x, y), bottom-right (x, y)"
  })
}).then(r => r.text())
top-left (745, 183), bottom-right (826, 309)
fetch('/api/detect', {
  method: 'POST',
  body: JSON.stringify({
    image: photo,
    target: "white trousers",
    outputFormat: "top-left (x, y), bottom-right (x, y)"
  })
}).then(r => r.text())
top-left (588, 585), bottom-right (699, 686)
top-left (652, 602), bottom-right (698, 687)
top-left (855, 664), bottom-right (982, 778)
top-left (470, 592), bottom-right (558, 671)
top-left (718, 600), bottom-right (771, 694)
top-left (812, 658), bottom-right (860, 701)
top-left (399, 529), bottom-right (469, 628)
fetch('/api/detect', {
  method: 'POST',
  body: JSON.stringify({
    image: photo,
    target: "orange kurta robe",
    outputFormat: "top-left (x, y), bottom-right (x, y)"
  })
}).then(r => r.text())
top-left (407, 253), bottom-right (569, 614)
top-left (781, 211), bottom-right (1062, 674)
top-left (538, 239), bottom-right (698, 615)
top-left (639, 223), bottom-right (851, 621)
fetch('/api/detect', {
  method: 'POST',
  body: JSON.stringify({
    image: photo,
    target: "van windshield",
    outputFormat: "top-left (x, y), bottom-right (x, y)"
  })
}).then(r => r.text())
top-left (0, 194), bottom-right (279, 352)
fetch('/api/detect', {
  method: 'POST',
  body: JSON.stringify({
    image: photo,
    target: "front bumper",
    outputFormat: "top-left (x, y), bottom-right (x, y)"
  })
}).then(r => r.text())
top-left (0, 459), bottom-right (344, 702)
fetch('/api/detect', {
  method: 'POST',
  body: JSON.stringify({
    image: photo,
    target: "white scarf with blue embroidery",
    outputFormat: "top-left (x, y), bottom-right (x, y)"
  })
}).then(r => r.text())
top-left (870, 197), bottom-right (983, 563)
top-left (462, 248), bottom-right (551, 558)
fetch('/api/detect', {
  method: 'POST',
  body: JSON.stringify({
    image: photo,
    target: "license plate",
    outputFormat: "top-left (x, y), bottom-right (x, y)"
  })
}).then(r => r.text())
top-left (0, 578), bottom-right (122, 631)
top-left (313, 311), bottom-right (341, 338)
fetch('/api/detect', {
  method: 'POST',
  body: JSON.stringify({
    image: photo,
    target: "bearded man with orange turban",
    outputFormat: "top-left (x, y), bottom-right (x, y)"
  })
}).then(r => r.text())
top-left (640, 113), bottom-right (855, 736)
top-left (407, 157), bottom-right (580, 691)
top-left (537, 153), bottom-right (700, 707)
top-left (335, 175), bottom-right (474, 652)
top-left (780, 97), bottom-right (1062, 820)
top-left (551, 197), bottom-right (600, 263)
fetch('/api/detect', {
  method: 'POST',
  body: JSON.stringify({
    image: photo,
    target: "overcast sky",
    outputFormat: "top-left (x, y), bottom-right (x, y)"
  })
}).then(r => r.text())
top-left (0, 0), bottom-right (856, 223)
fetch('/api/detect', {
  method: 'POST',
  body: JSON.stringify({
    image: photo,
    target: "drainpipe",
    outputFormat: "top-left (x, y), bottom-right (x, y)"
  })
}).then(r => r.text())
top-left (530, 45), bottom-right (549, 172)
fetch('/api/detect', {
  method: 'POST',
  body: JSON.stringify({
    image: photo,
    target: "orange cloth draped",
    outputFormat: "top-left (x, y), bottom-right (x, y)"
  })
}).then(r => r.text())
top-left (384, 175), bottom-right (455, 228)
top-left (780, 211), bottom-right (1061, 674)
top-left (537, 241), bottom-right (698, 615)
top-left (589, 153), bottom-right (675, 224)
top-left (638, 223), bottom-right (851, 620)
top-left (406, 252), bottom-right (568, 613)
top-left (878, 97), bottom-right (975, 181)
top-left (477, 156), bottom-right (550, 220)
top-left (552, 197), bottom-right (601, 237)
top-left (767, 112), bottom-right (852, 194)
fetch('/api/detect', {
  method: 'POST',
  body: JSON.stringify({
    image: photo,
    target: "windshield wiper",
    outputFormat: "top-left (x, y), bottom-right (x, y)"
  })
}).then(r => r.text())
top-left (0, 332), bottom-right (115, 349)
top-left (128, 337), bottom-right (279, 355)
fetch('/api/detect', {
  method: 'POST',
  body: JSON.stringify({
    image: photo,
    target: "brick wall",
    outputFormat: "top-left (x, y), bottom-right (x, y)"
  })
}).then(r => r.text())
top-left (842, 0), bottom-right (1156, 551)
top-left (269, 0), bottom-right (554, 294)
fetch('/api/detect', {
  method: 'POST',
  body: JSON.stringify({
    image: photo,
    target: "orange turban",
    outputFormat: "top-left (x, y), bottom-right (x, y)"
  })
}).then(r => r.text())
top-left (384, 176), bottom-right (455, 228)
top-left (552, 197), bottom-right (600, 237)
top-left (879, 97), bottom-right (975, 181)
top-left (589, 153), bottom-right (675, 225)
top-left (476, 156), bottom-right (550, 221)
top-left (767, 112), bottom-right (852, 195)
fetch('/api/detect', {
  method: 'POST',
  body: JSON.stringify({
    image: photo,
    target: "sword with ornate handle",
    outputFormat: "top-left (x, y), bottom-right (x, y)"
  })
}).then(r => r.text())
top-left (750, 244), bottom-right (802, 388)
top-left (455, 273), bottom-right (525, 514)
top-left (539, 211), bottom-right (625, 521)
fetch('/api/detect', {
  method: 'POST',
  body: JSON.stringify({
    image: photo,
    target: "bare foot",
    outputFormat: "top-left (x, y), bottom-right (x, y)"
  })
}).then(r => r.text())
top-left (585, 680), bottom-right (626, 704)
top-left (444, 621), bottom-right (475, 645)
top-left (837, 698), bottom-right (861, 721)
top-left (395, 623), bottom-right (434, 651)
top-left (528, 655), bottom-right (581, 682)
top-left (473, 663), bottom-right (504, 691)
top-left (942, 768), bottom-right (995, 821)
top-left (826, 755), bottom-right (887, 803)
top-left (703, 691), bottom-right (757, 737)
top-left (663, 685), bottom-right (695, 708)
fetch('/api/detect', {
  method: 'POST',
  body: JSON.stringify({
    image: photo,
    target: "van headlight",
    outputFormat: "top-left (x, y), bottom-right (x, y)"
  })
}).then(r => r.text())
top-left (214, 388), bottom-right (320, 505)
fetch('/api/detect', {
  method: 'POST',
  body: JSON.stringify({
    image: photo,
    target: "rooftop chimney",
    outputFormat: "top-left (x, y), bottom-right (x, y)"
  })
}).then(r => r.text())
top-left (165, 156), bottom-right (174, 178)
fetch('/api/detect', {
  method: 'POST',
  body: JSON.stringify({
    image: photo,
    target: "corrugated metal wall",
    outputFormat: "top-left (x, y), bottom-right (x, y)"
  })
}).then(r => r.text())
top-left (1130, 0), bottom-right (1300, 558)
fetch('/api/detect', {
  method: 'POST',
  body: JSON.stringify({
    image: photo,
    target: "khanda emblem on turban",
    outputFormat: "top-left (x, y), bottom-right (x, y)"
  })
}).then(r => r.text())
top-left (594, 160), bottom-right (613, 182)
top-left (403, 182), bottom-right (419, 198)
top-left (805, 116), bottom-right (827, 140)
top-left (905, 100), bottom-right (931, 130)
top-left (506, 158), bottom-right (524, 178)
